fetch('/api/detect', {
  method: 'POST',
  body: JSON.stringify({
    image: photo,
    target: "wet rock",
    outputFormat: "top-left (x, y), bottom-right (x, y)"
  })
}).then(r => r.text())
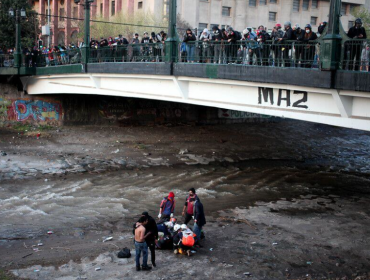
top-left (179, 149), bottom-right (188, 155)
top-left (1, 151), bottom-right (7, 156)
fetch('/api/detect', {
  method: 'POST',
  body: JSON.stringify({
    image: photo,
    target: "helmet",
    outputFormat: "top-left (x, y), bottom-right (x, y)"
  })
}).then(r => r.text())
top-left (355, 18), bottom-right (362, 25)
top-left (305, 24), bottom-right (312, 29)
top-left (174, 224), bottom-right (181, 231)
top-left (275, 23), bottom-right (282, 29)
top-left (242, 29), bottom-right (249, 35)
top-left (164, 221), bottom-right (173, 228)
top-left (180, 224), bottom-right (187, 230)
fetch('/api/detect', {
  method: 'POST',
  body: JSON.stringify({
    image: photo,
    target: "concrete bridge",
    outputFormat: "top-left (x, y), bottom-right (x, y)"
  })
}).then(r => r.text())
top-left (10, 62), bottom-right (369, 131)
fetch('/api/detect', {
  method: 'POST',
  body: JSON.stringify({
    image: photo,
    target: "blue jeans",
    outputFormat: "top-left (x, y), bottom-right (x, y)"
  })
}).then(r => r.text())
top-left (135, 241), bottom-right (148, 267)
top-left (186, 45), bottom-right (195, 62)
top-left (193, 222), bottom-right (202, 242)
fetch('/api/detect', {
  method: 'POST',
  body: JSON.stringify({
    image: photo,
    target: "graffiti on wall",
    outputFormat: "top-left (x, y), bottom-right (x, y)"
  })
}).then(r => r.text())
top-left (13, 100), bottom-right (62, 122)
top-left (0, 97), bottom-right (63, 125)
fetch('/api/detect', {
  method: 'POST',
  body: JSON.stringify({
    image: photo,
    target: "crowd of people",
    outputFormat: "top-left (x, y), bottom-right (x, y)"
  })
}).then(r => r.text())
top-left (133, 188), bottom-right (206, 271)
top-left (0, 18), bottom-right (368, 71)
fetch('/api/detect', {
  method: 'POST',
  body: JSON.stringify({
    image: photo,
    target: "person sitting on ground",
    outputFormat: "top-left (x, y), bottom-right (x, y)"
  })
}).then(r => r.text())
top-left (158, 191), bottom-right (175, 222)
top-left (134, 216), bottom-right (152, 271)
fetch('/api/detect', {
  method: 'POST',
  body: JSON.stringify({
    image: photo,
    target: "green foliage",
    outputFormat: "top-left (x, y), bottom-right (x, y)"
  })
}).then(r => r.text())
top-left (351, 6), bottom-right (370, 32)
top-left (0, 0), bottom-right (40, 51)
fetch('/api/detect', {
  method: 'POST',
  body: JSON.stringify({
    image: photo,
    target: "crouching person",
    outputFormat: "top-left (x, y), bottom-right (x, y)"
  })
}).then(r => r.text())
top-left (134, 216), bottom-right (152, 271)
top-left (173, 224), bottom-right (195, 256)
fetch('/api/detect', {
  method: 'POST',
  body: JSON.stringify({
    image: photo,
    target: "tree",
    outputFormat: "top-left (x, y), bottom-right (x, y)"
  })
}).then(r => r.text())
top-left (351, 6), bottom-right (370, 32)
top-left (0, 0), bottom-right (40, 51)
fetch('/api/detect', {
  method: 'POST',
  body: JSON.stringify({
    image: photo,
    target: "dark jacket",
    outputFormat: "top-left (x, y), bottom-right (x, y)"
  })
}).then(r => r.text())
top-left (283, 27), bottom-right (295, 41)
top-left (347, 26), bottom-right (367, 39)
top-left (193, 200), bottom-right (206, 227)
top-left (302, 31), bottom-right (318, 42)
top-left (213, 28), bottom-right (223, 41)
top-left (183, 32), bottom-right (196, 43)
top-left (294, 29), bottom-right (304, 41)
top-left (145, 215), bottom-right (158, 242)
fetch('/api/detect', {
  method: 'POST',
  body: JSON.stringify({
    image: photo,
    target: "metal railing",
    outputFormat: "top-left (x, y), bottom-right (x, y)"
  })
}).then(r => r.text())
top-left (0, 54), bottom-right (14, 67)
top-left (89, 43), bottom-right (166, 63)
top-left (20, 48), bottom-right (82, 67)
top-left (178, 40), bottom-right (321, 69)
top-left (340, 39), bottom-right (370, 72)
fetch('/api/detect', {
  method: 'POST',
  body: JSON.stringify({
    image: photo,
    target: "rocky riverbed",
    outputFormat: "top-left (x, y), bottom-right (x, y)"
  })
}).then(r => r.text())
top-left (1, 121), bottom-right (370, 280)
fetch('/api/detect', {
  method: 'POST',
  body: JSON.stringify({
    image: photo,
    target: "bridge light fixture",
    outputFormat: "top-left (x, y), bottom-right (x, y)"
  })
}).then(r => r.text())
top-left (74, 0), bottom-right (81, 4)
top-left (20, 8), bottom-right (26, 18)
top-left (8, 8), bottom-right (14, 17)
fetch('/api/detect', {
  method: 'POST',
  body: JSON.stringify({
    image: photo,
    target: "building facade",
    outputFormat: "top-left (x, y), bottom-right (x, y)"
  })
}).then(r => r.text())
top-left (32, 0), bottom-right (368, 46)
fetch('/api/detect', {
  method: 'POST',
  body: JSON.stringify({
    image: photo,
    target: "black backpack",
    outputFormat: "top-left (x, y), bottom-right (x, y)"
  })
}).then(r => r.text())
top-left (234, 31), bottom-right (242, 41)
top-left (117, 247), bottom-right (131, 258)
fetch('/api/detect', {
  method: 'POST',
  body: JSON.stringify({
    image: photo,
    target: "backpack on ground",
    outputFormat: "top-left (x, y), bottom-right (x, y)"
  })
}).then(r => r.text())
top-left (117, 247), bottom-right (131, 258)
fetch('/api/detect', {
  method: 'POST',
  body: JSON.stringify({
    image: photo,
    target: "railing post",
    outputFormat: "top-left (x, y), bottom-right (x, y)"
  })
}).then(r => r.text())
top-left (82, 0), bottom-right (91, 65)
top-left (14, 10), bottom-right (22, 68)
top-left (165, 0), bottom-right (178, 64)
top-left (321, 0), bottom-right (342, 70)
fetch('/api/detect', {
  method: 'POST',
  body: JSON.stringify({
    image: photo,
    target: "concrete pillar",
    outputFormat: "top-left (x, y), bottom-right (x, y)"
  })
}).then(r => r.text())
top-left (103, 0), bottom-right (109, 18)
top-left (39, 0), bottom-right (46, 26)
top-left (91, 0), bottom-right (97, 19)
top-left (65, 0), bottom-right (72, 46)
top-left (52, 0), bottom-right (59, 46)
top-left (115, 0), bottom-right (122, 16)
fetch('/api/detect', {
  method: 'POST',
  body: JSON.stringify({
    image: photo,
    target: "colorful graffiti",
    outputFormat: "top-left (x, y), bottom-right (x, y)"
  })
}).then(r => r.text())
top-left (0, 97), bottom-right (63, 125)
top-left (13, 100), bottom-right (62, 122)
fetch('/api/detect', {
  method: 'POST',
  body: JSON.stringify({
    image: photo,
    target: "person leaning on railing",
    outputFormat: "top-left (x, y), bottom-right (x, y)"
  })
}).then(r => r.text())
top-left (347, 18), bottom-right (367, 71)
top-left (183, 29), bottom-right (196, 63)
top-left (301, 24), bottom-right (318, 69)
top-left (199, 28), bottom-right (212, 63)
top-left (212, 26), bottom-right (223, 64)
top-left (293, 24), bottom-right (305, 67)
top-left (279, 22), bottom-right (294, 67)
top-left (271, 24), bottom-right (284, 67)
top-left (141, 32), bottom-right (153, 62)
top-left (256, 25), bottom-right (271, 66)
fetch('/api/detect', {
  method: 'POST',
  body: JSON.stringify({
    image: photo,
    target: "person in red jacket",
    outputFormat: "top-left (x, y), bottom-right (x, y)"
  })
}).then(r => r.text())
top-left (158, 192), bottom-right (175, 222)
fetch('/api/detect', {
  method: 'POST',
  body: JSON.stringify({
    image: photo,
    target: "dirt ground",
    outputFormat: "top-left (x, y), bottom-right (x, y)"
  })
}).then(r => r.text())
top-left (0, 120), bottom-right (370, 280)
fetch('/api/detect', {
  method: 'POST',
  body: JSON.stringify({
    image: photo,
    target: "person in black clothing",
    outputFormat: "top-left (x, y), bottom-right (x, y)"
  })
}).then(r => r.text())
top-left (193, 199), bottom-right (206, 245)
top-left (212, 25), bottom-right (223, 64)
top-left (183, 29), bottom-right (196, 63)
top-left (317, 21), bottom-right (327, 35)
top-left (226, 27), bottom-right (238, 64)
top-left (257, 29), bottom-right (271, 66)
top-left (280, 21), bottom-right (294, 67)
top-left (301, 24), bottom-right (318, 68)
top-left (293, 24), bottom-right (305, 67)
top-left (141, 32), bottom-right (153, 61)
top-left (133, 212), bottom-right (158, 267)
top-left (347, 18), bottom-right (367, 71)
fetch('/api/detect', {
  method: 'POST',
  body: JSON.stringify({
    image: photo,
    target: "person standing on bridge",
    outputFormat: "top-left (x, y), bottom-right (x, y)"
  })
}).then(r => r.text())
top-left (158, 192), bottom-right (176, 222)
top-left (183, 29), bottom-right (196, 63)
top-left (347, 18), bottom-right (367, 71)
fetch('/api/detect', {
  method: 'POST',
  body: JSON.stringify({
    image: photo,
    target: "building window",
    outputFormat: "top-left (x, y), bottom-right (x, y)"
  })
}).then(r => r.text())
top-left (59, 8), bottom-right (65, 21)
top-left (73, 7), bottom-right (78, 18)
top-left (311, 16), bottom-right (317, 26)
top-left (60, 0), bottom-right (65, 5)
top-left (260, 0), bottom-right (267, 5)
top-left (269, 12), bottom-right (277, 21)
top-left (222, 6), bottom-right (231, 17)
top-left (293, 0), bottom-right (300, 12)
top-left (302, 0), bottom-right (309, 11)
top-left (312, 0), bottom-right (318, 9)
top-left (199, 23), bottom-right (208, 30)
top-left (138, 1), bottom-right (143, 9)
top-left (112, 1), bottom-right (115, 16)
top-left (270, 0), bottom-right (277, 3)
top-left (341, 4), bottom-right (346, 15)
top-left (100, 3), bottom-right (103, 15)
top-left (249, 0), bottom-right (256, 7)
top-left (348, 21), bottom-right (354, 29)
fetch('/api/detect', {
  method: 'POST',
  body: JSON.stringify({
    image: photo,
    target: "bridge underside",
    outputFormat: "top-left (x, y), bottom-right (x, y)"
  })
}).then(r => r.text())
top-left (21, 74), bottom-right (370, 131)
